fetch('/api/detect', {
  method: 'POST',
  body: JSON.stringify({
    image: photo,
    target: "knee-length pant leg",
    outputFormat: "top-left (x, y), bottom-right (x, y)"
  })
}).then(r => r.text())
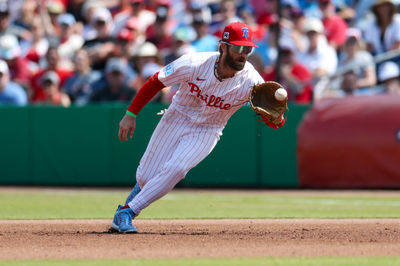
top-left (129, 127), bottom-right (219, 216)
top-left (135, 116), bottom-right (185, 189)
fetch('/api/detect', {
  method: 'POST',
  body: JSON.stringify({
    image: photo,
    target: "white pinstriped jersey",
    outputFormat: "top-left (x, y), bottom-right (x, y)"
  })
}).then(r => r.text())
top-left (158, 52), bottom-right (265, 134)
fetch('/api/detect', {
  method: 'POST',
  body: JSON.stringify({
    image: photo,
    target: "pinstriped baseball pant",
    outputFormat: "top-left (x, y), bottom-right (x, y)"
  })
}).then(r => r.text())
top-left (127, 112), bottom-right (220, 216)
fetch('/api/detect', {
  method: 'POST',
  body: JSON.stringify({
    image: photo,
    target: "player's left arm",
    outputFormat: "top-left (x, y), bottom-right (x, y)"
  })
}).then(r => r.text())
top-left (119, 72), bottom-right (166, 142)
top-left (127, 72), bottom-right (166, 115)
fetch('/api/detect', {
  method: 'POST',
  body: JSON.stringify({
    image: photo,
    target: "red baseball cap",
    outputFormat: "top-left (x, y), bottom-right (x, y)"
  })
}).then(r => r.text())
top-left (221, 21), bottom-right (258, 48)
top-left (118, 28), bottom-right (134, 41)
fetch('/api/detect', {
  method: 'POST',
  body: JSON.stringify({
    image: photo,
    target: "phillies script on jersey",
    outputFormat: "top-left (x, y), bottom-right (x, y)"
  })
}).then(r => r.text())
top-left (187, 82), bottom-right (232, 110)
top-left (157, 52), bottom-right (264, 128)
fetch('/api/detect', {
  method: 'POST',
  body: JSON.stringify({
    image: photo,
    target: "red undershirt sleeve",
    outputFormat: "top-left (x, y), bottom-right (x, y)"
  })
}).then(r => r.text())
top-left (127, 72), bottom-right (166, 115)
top-left (261, 116), bottom-right (285, 129)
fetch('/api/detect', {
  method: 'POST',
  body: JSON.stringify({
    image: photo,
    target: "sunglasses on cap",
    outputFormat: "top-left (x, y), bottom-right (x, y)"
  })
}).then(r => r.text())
top-left (222, 41), bottom-right (254, 55)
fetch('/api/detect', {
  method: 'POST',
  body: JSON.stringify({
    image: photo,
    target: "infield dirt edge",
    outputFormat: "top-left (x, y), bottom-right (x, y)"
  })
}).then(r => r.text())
top-left (1, 218), bottom-right (399, 259)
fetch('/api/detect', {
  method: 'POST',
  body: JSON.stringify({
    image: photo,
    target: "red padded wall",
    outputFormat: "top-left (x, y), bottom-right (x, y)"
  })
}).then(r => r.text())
top-left (298, 95), bottom-right (400, 188)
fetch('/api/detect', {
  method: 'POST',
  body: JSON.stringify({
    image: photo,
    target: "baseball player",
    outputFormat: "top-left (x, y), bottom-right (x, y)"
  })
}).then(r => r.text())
top-left (111, 22), bottom-right (285, 233)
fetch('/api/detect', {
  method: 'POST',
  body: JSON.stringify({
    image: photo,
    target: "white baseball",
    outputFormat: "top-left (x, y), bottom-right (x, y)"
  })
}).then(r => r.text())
top-left (275, 88), bottom-right (287, 101)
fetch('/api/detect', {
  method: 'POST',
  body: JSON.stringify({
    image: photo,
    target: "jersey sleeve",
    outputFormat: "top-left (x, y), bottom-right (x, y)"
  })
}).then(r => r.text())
top-left (127, 72), bottom-right (165, 115)
top-left (158, 54), bottom-right (192, 87)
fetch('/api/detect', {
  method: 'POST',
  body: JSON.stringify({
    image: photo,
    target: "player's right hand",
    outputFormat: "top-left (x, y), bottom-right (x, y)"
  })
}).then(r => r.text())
top-left (118, 114), bottom-right (136, 142)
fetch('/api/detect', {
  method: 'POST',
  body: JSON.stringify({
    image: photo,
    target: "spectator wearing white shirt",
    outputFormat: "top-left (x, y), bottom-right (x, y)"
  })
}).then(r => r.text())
top-left (364, 0), bottom-right (400, 55)
top-left (56, 13), bottom-right (84, 62)
top-left (297, 17), bottom-right (338, 83)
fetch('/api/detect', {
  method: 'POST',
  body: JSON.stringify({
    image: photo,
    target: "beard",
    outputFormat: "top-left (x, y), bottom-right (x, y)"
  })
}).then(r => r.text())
top-left (225, 48), bottom-right (246, 71)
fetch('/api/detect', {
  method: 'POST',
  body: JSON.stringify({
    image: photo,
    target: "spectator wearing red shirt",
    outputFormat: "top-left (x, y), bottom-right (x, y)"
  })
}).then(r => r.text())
top-left (263, 45), bottom-right (313, 104)
top-left (30, 47), bottom-right (73, 102)
top-left (0, 34), bottom-right (31, 89)
top-left (318, 0), bottom-right (348, 50)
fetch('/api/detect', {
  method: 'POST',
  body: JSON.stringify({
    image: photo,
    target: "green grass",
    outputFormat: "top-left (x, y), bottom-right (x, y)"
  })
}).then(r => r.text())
top-left (0, 189), bottom-right (399, 219)
top-left (2, 257), bottom-right (400, 266)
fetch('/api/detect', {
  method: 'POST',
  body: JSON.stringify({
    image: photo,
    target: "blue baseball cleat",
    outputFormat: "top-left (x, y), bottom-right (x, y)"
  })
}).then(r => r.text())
top-left (109, 205), bottom-right (122, 233)
top-left (125, 183), bottom-right (141, 205)
top-left (111, 206), bottom-right (138, 233)
top-left (110, 204), bottom-right (122, 226)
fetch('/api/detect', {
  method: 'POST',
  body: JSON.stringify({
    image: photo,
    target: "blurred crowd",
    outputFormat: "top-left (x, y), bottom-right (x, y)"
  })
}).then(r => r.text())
top-left (0, 0), bottom-right (400, 107)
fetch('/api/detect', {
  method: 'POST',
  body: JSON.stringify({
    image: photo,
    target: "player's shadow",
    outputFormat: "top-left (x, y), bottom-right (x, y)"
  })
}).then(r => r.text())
top-left (88, 228), bottom-right (209, 235)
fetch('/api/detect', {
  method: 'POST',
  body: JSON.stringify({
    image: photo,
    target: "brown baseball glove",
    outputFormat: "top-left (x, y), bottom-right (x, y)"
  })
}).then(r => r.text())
top-left (249, 81), bottom-right (288, 121)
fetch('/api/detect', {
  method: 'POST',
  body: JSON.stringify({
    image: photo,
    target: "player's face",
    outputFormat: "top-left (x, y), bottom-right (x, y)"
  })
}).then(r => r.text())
top-left (224, 43), bottom-right (252, 71)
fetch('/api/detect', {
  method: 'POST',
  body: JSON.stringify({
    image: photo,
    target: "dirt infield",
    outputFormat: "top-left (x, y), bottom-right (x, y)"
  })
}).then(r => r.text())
top-left (1, 219), bottom-right (399, 259)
